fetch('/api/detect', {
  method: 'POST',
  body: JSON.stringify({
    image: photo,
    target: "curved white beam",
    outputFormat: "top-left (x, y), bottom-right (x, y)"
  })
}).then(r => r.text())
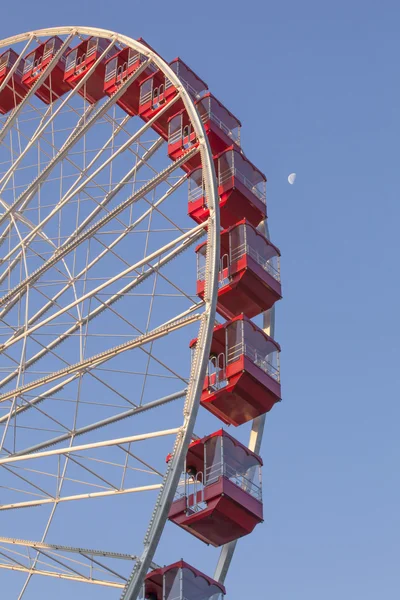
top-left (0, 28), bottom-right (220, 600)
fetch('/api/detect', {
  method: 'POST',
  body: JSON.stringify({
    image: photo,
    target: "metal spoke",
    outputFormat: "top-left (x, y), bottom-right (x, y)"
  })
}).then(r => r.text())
top-left (0, 27), bottom-right (220, 600)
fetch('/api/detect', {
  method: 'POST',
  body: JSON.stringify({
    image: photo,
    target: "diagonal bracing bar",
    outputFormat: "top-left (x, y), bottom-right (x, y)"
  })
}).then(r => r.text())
top-left (0, 221), bottom-right (205, 351)
top-left (0, 32), bottom-right (75, 149)
top-left (0, 55), bottom-right (153, 230)
top-left (0, 427), bottom-right (180, 466)
top-left (0, 145), bottom-right (199, 313)
top-left (0, 172), bottom-right (187, 361)
top-left (9, 389), bottom-right (186, 456)
top-left (0, 309), bottom-right (202, 404)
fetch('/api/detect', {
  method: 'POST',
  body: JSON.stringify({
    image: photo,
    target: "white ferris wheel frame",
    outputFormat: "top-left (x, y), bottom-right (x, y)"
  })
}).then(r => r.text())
top-left (0, 26), bottom-right (273, 600)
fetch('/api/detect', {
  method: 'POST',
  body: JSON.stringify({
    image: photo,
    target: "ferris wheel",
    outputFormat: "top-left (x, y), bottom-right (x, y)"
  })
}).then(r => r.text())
top-left (0, 27), bottom-right (282, 600)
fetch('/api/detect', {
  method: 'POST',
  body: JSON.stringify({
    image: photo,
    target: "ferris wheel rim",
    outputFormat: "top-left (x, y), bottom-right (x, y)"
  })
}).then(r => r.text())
top-left (0, 26), bottom-right (221, 600)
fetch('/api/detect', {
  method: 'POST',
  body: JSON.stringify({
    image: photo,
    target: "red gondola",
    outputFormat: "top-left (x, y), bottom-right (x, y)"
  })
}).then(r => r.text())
top-left (196, 93), bottom-right (241, 153)
top-left (188, 146), bottom-right (267, 228)
top-left (168, 430), bottom-right (263, 546)
top-left (21, 37), bottom-right (70, 104)
top-left (103, 39), bottom-right (157, 116)
top-left (167, 93), bottom-right (241, 171)
top-left (191, 316), bottom-right (281, 426)
top-left (196, 219), bottom-right (282, 319)
top-left (0, 49), bottom-right (27, 114)
top-left (138, 58), bottom-right (207, 140)
top-left (64, 37), bottom-right (114, 103)
top-left (141, 561), bottom-right (225, 600)
top-left (167, 109), bottom-right (198, 172)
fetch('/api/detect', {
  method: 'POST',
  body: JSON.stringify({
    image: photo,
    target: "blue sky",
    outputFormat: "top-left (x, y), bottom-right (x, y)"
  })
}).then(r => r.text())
top-left (0, 1), bottom-right (399, 598)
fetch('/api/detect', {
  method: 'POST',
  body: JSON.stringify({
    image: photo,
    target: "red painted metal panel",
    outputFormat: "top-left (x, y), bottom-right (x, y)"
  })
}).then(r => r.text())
top-left (182, 429), bottom-right (263, 472)
top-left (0, 49), bottom-right (27, 114)
top-left (196, 219), bottom-right (281, 318)
top-left (103, 40), bottom-right (158, 115)
top-left (168, 477), bottom-right (263, 547)
top-left (200, 368), bottom-right (281, 426)
top-left (167, 111), bottom-right (200, 171)
top-left (188, 177), bottom-right (266, 228)
top-left (64, 37), bottom-right (112, 104)
top-left (167, 114), bottom-right (238, 171)
top-left (190, 316), bottom-right (281, 425)
top-left (103, 46), bottom-right (156, 116)
top-left (197, 254), bottom-right (282, 319)
top-left (138, 71), bottom-right (183, 139)
top-left (145, 560), bottom-right (225, 600)
top-left (139, 59), bottom-right (207, 140)
top-left (21, 37), bottom-right (71, 104)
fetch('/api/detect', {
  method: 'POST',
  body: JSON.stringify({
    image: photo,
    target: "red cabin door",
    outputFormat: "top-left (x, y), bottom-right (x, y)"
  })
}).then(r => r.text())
top-left (219, 253), bottom-right (230, 287)
top-left (116, 62), bottom-right (127, 83)
top-left (207, 353), bottom-right (226, 391)
top-left (152, 83), bottom-right (164, 108)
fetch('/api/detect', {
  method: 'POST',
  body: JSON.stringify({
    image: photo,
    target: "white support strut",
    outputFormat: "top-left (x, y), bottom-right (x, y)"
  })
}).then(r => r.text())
top-left (0, 27), bottom-right (221, 600)
top-left (214, 220), bottom-right (276, 584)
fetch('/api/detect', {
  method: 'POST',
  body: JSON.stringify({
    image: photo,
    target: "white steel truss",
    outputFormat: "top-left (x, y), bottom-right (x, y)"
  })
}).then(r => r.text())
top-left (0, 26), bottom-right (220, 600)
top-left (0, 535), bottom-right (161, 589)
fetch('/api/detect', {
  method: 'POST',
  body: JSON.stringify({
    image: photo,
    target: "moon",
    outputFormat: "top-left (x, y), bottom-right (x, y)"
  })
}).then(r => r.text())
top-left (288, 173), bottom-right (296, 185)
